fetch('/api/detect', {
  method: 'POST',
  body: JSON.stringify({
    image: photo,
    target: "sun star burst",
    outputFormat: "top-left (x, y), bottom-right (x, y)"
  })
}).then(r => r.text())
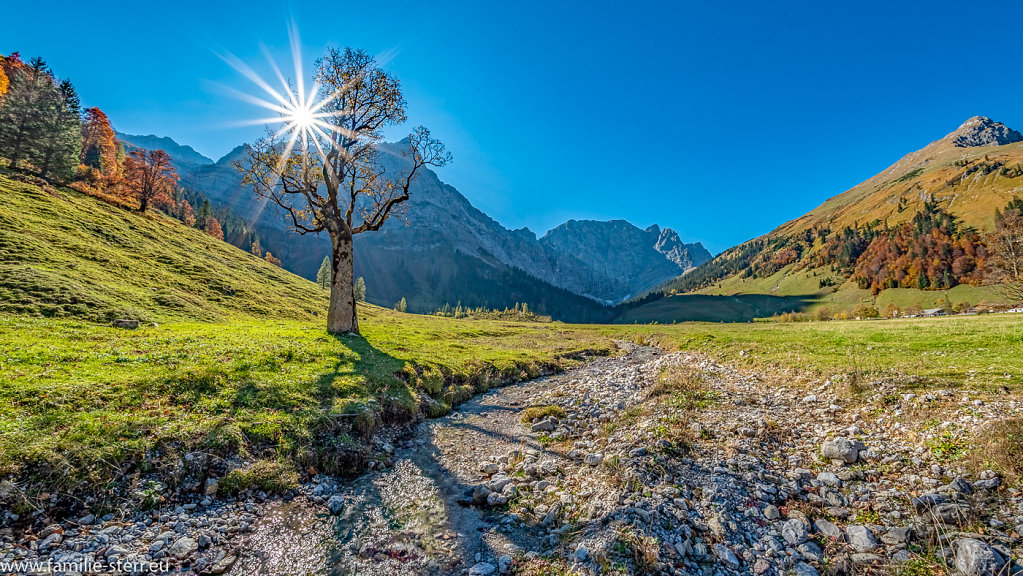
top-left (220, 22), bottom-right (346, 173)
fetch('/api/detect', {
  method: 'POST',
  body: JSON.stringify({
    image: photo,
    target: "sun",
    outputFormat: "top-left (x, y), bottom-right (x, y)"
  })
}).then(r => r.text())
top-left (219, 22), bottom-right (345, 166)
top-left (286, 102), bottom-right (317, 132)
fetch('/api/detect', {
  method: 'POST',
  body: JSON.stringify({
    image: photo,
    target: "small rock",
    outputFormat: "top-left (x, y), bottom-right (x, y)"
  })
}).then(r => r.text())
top-left (792, 562), bottom-right (819, 576)
top-left (574, 544), bottom-right (590, 561)
top-left (814, 518), bottom-right (844, 541)
top-left (327, 495), bottom-right (346, 515)
top-left (168, 537), bottom-right (198, 560)
top-left (498, 554), bottom-right (513, 574)
top-left (782, 518), bottom-right (808, 545)
top-left (469, 562), bottom-right (497, 576)
top-left (846, 525), bottom-right (879, 552)
top-left (821, 437), bottom-right (865, 464)
top-left (817, 472), bottom-right (842, 487)
top-left (531, 419), bottom-right (555, 432)
top-left (712, 543), bottom-right (740, 569)
top-left (953, 538), bottom-right (1006, 576)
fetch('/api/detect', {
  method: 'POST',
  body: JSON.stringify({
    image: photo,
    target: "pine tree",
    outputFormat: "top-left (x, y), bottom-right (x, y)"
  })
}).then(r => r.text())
top-left (197, 199), bottom-right (212, 228)
top-left (37, 78), bottom-right (81, 180)
top-left (354, 276), bottom-right (366, 301)
top-left (0, 57), bottom-right (53, 169)
top-left (397, 297), bottom-right (407, 313)
top-left (316, 256), bottom-right (331, 289)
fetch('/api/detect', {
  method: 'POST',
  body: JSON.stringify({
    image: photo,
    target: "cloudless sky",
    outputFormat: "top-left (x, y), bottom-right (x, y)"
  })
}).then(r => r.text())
top-left (6, 1), bottom-right (1023, 252)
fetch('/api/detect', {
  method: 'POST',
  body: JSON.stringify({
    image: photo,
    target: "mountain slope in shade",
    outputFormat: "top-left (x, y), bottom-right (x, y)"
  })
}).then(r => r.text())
top-left (121, 135), bottom-right (709, 313)
top-left (117, 133), bottom-right (214, 166)
top-left (540, 220), bottom-right (709, 302)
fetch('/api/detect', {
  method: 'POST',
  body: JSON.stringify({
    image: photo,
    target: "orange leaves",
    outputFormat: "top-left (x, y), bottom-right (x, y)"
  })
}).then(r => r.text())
top-left (82, 107), bottom-right (119, 181)
top-left (205, 216), bottom-right (224, 241)
top-left (263, 251), bottom-right (282, 267)
top-left (123, 149), bottom-right (179, 213)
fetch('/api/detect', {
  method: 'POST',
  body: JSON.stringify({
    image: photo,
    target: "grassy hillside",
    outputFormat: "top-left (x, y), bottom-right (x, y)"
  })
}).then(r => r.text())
top-left (0, 309), bottom-right (611, 506)
top-left (3, 165), bottom-right (1021, 518)
top-left (634, 119), bottom-right (1023, 321)
top-left (0, 169), bottom-right (326, 323)
top-left (0, 171), bottom-right (617, 510)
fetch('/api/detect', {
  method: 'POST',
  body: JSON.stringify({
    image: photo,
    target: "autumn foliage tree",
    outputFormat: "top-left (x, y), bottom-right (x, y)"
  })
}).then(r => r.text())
top-left (205, 216), bottom-right (224, 240)
top-left (81, 107), bottom-right (120, 184)
top-left (852, 204), bottom-right (986, 294)
top-left (989, 197), bottom-right (1023, 302)
top-left (123, 149), bottom-right (179, 212)
top-left (264, 251), bottom-right (282, 267)
top-left (239, 47), bottom-right (450, 334)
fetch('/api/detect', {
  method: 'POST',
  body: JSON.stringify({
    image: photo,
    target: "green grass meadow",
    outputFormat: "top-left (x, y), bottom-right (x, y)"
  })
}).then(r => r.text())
top-left (2, 169), bottom-right (1022, 509)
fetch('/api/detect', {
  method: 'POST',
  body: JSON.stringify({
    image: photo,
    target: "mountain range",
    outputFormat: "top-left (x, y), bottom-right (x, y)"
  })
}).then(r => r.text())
top-left (615, 116), bottom-right (1023, 323)
top-left (117, 133), bottom-right (710, 316)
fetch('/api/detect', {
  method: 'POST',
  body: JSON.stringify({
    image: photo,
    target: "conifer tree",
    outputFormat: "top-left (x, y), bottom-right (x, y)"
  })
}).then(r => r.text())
top-left (0, 57), bottom-right (53, 169)
top-left (354, 277), bottom-right (366, 302)
top-left (316, 256), bottom-right (331, 289)
top-left (397, 297), bottom-right (407, 313)
top-left (37, 78), bottom-right (81, 180)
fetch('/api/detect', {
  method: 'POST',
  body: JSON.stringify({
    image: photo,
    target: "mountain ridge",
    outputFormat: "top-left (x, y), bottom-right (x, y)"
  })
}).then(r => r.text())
top-left (116, 134), bottom-right (710, 310)
top-left (652, 115), bottom-right (1023, 308)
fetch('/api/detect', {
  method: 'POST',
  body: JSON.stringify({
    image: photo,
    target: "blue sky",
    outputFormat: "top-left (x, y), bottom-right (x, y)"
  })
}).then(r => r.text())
top-left (7, 1), bottom-right (1023, 252)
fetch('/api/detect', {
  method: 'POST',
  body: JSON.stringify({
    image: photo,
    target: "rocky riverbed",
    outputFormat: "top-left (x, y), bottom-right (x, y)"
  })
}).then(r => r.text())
top-left (3, 344), bottom-right (1021, 575)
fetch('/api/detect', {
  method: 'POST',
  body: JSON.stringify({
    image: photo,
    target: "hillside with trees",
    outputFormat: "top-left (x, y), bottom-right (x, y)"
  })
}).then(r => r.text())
top-left (643, 118), bottom-right (1023, 319)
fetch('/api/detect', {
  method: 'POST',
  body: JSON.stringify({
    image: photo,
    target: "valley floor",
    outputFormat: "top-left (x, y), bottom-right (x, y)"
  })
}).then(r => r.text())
top-left (5, 327), bottom-right (1022, 575)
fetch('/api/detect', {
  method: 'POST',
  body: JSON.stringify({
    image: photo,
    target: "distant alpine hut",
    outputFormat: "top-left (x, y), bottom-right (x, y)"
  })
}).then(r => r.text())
top-left (921, 307), bottom-right (947, 317)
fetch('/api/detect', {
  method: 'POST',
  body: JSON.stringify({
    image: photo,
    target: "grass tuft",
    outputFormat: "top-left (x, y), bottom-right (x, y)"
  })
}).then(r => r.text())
top-left (520, 405), bottom-right (566, 423)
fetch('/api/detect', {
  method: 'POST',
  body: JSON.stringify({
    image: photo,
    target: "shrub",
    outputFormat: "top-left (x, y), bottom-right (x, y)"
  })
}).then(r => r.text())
top-left (853, 304), bottom-right (880, 319)
top-left (971, 418), bottom-right (1023, 484)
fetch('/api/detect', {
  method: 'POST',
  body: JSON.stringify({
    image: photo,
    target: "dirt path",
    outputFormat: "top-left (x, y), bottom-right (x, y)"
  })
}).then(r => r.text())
top-left (13, 346), bottom-right (1022, 575)
top-left (226, 343), bottom-right (663, 575)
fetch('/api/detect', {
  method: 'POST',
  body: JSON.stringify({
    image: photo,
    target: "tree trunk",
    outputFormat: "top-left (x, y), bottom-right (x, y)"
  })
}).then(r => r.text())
top-left (327, 227), bottom-right (358, 334)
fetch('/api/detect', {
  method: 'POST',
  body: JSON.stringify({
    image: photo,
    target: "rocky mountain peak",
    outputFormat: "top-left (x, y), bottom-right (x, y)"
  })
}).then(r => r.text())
top-left (947, 116), bottom-right (1022, 148)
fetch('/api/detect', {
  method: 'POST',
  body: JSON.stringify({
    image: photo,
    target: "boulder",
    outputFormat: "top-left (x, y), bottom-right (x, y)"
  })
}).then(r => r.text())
top-left (821, 437), bottom-right (865, 464)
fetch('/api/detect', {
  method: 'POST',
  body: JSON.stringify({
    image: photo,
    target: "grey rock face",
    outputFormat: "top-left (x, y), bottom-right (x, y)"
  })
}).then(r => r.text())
top-left (949, 116), bottom-right (1023, 148)
top-left (539, 220), bottom-right (710, 303)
